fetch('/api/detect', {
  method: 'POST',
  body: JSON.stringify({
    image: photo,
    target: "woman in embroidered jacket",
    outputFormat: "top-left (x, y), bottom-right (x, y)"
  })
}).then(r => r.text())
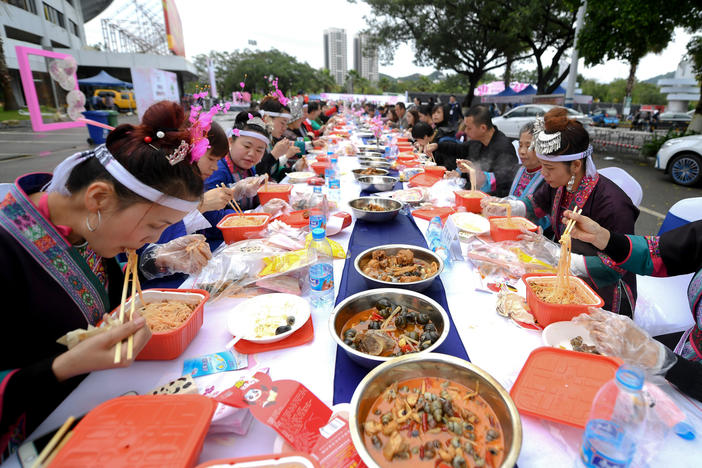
top-left (563, 211), bottom-right (702, 401)
top-left (483, 107), bottom-right (639, 315)
top-left (0, 101), bottom-right (205, 459)
top-left (481, 122), bottom-right (549, 230)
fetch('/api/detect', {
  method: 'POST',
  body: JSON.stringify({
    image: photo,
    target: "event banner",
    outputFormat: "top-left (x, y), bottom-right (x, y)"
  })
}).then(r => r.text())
top-left (131, 68), bottom-right (180, 120)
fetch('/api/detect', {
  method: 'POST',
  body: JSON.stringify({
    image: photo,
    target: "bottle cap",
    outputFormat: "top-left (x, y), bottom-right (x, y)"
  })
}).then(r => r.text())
top-left (615, 364), bottom-right (644, 391)
top-left (312, 227), bottom-right (325, 239)
top-left (313, 186), bottom-right (322, 193)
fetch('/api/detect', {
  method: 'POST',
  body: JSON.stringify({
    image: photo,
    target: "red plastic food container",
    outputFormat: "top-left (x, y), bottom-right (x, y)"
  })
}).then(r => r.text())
top-left (397, 137), bottom-right (409, 143)
top-left (510, 347), bottom-right (620, 428)
top-left (523, 272), bottom-right (605, 326)
top-left (310, 161), bottom-right (331, 176)
top-left (315, 155), bottom-right (330, 163)
top-left (397, 154), bottom-right (416, 163)
top-left (217, 212), bottom-right (271, 244)
top-left (408, 172), bottom-right (442, 187)
top-left (489, 216), bottom-right (538, 241)
top-left (50, 394), bottom-right (216, 468)
top-left (454, 190), bottom-right (487, 213)
top-left (257, 184), bottom-right (293, 205)
top-left (424, 165), bottom-right (446, 177)
top-left (108, 288), bottom-right (209, 360)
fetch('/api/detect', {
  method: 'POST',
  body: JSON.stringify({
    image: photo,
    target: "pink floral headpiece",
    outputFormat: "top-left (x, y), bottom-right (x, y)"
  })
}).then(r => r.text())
top-left (186, 92), bottom-right (231, 163)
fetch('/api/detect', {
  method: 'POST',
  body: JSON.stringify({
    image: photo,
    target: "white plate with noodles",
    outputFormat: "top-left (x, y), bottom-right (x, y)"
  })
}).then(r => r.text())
top-left (449, 212), bottom-right (490, 235)
top-left (226, 293), bottom-right (310, 344)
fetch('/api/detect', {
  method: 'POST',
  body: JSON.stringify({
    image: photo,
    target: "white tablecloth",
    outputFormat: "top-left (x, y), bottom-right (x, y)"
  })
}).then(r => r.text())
top-left (5, 152), bottom-right (702, 467)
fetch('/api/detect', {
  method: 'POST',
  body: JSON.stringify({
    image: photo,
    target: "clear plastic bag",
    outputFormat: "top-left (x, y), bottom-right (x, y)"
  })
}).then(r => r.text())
top-left (253, 198), bottom-right (293, 218)
top-left (465, 240), bottom-right (557, 280)
top-left (140, 234), bottom-right (212, 280)
top-left (426, 178), bottom-right (466, 207)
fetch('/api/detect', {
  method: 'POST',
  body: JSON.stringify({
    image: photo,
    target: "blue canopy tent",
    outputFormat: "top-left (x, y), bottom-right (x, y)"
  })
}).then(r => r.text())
top-left (551, 85), bottom-right (567, 95)
top-left (480, 86), bottom-right (519, 103)
top-left (78, 71), bottom-right (133, 88)
top-left (517, 85), bottom-right (536, 96)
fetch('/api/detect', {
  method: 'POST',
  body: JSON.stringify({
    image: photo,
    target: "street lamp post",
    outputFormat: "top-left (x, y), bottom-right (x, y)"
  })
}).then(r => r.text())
top-left (565, 1), bottom-right (587, 108)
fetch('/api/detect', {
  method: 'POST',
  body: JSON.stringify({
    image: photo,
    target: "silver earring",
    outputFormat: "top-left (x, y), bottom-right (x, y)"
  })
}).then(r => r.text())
top-left (566, 175), bottom-right (576, 193)
top-left (86, 210), bottom-right (101, 232)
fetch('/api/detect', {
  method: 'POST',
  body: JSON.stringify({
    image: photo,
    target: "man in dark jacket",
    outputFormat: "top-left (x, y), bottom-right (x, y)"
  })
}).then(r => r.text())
top-left (447, 95), bottom-right (462, 125)
top-left (427, 105), bottom-right (518, 197)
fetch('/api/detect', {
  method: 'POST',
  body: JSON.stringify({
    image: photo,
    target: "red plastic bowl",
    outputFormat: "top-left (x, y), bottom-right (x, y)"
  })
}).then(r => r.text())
top-left (217, 212), bottom-right (271, 243)
top-left (454, 190), bottom-right (487, 213)
top-left (107, 288), bottom-right (210, 360)
top-left (523, 273), bottom-right (604, 326)
top-left (311, 161), bottom-right (331, 176)
top-left (489, 216), bottom-right (538, 241)
top-left (315, 155), bottom-right (330, 163)
top-left (425, 165), bottom-right (446, 177)
top-left (257, 184), bottom-right (293, 205)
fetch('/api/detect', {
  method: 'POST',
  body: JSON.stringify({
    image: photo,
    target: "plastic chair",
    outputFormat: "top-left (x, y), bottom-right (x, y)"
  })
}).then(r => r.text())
top-left (598, 167), bottom-right (643, 207)
top-left (658, 197), bottom-right (702, 235)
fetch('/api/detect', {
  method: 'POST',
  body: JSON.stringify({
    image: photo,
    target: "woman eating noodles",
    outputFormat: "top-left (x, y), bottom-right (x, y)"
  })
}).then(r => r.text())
top-left (483, 107), bottom-right (639, 315)
top-left (0, 101), bottom-right (203, 458)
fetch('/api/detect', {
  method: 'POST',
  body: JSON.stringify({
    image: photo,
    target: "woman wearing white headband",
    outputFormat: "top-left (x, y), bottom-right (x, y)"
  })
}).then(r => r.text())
top-left (483, 107), bottom-right (639, 315)
top-left (0, 100), bottom-right (204, 455)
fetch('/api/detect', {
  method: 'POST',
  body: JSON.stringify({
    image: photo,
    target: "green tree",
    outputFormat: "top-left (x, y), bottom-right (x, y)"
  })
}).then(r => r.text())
top-left (0, 33), bottom-right (19, 111)
top-left (578, 0), bottom-right (679, 104)
top-left (687, 35), bottom-right (702, 132)
top-left (352, 0), bottom-right (525, 106)
top-left (509, 0), bottom-right (581, 93)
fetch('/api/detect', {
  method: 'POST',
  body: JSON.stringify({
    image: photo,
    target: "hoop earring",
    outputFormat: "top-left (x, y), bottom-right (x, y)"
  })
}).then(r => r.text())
top-left (86, 210), bottom-right (101, 232)
top-left (566, 175), bottom-right (576, 193)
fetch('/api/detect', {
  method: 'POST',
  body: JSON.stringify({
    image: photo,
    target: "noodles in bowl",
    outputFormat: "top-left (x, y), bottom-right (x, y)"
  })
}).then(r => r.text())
top-left (138, 301), bottom-right (195, 332)
top-left (221, 216), bottom-right (266, 227)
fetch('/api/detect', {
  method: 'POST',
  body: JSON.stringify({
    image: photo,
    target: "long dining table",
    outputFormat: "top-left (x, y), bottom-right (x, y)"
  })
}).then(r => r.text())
top-left (4, 132), bottom-right (702, 468)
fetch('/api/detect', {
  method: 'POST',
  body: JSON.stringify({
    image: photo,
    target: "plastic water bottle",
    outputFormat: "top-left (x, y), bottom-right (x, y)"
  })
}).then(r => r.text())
top-left (426, 216), bottom-right (451, 266)
top-left (308, 186), bottom-right (328, 231)
top-left (295, 136), bottom-right (306, 155)
top-left (308, 227), bottom-right (334, 312)
top-left (579, 365), bottom-right (647, 468)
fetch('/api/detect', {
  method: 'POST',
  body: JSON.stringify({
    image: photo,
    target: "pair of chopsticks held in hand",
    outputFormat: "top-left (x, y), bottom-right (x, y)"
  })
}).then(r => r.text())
top-left (561, 206), bottom-right (583, 240)
top-left (218, 183), bottom-right (244, 214)
top-left (31, 416), bottom-right (76, 467)
top-left (114, 250), bottom-right (144, 364)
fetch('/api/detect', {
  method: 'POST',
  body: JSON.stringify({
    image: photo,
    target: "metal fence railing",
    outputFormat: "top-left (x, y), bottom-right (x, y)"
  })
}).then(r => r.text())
top-left (590, 128), bottom-right (659, 156)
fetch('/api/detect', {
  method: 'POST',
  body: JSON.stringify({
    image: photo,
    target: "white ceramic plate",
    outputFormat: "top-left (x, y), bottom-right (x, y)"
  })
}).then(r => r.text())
top-left (542, 321), bottom-right (596, 351)
top-left (449, 212), bottom-right (490, 235)
top-left (287, 171), bottom-right (316, 183)
top-left (226, 293), bottom-right (310, 344)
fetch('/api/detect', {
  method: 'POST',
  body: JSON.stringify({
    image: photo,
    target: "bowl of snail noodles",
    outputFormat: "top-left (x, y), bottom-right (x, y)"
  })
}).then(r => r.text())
top-left (349, 353), bottom-right (522, 468)
top-left (329, 288), bottom-right (450, 369)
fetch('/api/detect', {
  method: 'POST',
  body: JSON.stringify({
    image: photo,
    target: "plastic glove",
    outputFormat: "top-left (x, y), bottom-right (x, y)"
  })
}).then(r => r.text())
top-left (517, 228), bottom-right (562, 265)
top-left (140, 234), bottom-right (212, 279)
top-left (292, 157), bottom-right (308, 171)
top-left (573, 308), bottom-right (677, 374)
top-left (480, 196), bottom-right (526, 218)
top-left (271, 139), bottom-right (293, 159)
top-left (231, 175), bottom-right (269, 199)
top-left (199, 186), bottom-right (235, 213)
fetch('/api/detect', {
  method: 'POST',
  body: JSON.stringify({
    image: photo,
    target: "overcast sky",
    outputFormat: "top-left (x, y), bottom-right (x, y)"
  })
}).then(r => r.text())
top-left (85, 0), bottom-right (693, 83)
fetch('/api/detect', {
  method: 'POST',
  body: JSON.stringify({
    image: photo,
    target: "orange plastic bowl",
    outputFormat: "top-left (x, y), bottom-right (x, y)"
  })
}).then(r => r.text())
top-left (217, 212), bottom-right (272, 243)
top-left (311, 161), bottom-right (332, 176)
top-left (315, 155), bottom-right (330, 163)
top-left (454, 190), bottom-right (487, 213)
top-left (257, 184), bottom-right (293, 205)
top-left (523, 273), bottom-right (604, 326)
top-left (425, 165), bottom-right (446, 177)
top-left (489, 216), bottom-right (538, 241)
top-left (108, 288), bottom-right (210, 360)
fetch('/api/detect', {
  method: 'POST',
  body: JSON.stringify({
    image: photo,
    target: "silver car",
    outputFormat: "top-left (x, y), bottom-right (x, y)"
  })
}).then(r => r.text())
top-left (492, 104), bottom-right (594, 138)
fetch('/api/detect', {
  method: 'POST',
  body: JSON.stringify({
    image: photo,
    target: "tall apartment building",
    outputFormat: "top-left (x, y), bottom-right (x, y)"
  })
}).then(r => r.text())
top-left (323, 28), bottom-right (347, 86)
top-left (353, 33), bottom-right (378, 84)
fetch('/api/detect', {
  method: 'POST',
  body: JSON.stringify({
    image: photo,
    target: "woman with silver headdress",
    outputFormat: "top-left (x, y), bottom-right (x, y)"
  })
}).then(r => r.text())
top-left (483, 107), bottom-right (639, 315)
top-left (0, 101), bottom-right (204, 456)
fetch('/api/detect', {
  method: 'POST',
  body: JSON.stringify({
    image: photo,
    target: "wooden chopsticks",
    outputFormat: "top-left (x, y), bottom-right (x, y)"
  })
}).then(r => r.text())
top-left (31, 416), bottom-right (75, 468)
top-left (114, 250), bottom-right (142, 364)
top-left (562, 206), bottom-right (582, 238)
top-left (219, 183), bottom-right (243, 214)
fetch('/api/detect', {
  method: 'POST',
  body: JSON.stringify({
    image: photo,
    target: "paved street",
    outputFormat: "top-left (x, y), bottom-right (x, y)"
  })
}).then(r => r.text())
top-left (1, 122), bottom-right (698, 236)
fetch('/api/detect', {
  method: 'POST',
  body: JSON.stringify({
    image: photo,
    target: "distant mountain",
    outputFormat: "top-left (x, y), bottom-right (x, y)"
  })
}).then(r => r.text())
top-left (643, 71), bottom-right (675, 84)
top-left (379, 71), bottom-right (443, 82)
